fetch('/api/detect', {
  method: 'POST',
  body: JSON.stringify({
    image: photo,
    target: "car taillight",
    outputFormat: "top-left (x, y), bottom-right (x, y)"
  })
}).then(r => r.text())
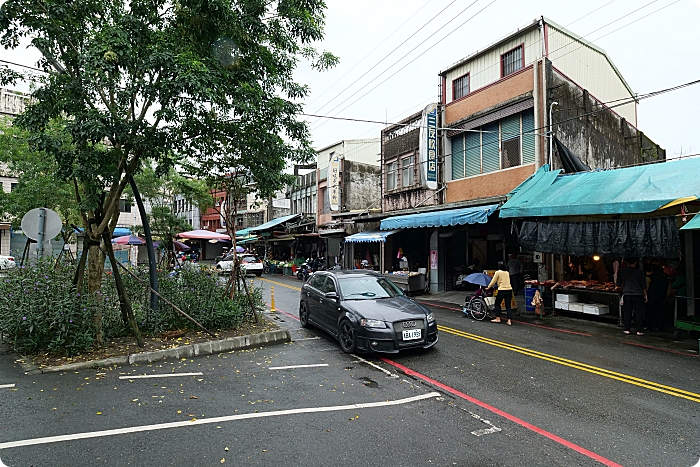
top-left (7, 257), bottom-right (13, 261)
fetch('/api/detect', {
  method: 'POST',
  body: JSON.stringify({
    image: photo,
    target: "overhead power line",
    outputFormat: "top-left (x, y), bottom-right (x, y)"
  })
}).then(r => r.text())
top-left (312, 0), bottom-right (496, 132)
top-left (306, 0), bottom-right (437, 109)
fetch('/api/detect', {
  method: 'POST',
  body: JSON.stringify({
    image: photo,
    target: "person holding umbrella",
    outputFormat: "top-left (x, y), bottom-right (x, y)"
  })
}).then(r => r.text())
top-left (486, 261), bottom-right (513, 326)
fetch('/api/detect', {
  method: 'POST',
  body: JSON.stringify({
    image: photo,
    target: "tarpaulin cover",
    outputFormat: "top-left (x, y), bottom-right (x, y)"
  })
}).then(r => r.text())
top-left (554, 136), bottom-right (591, 173)
top-left (380, 204), bottom-right (498, 230)
top-left (518, 217), bottom-right (680, 258)
top-left (344, 229), bottom-right (402, 243)
top-left (249, 213), bottom-right (301, 232)
top-left (500, 158), bottom-right (700, 218)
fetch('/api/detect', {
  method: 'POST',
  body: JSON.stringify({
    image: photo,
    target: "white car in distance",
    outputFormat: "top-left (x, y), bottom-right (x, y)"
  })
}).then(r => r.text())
top-left (0, 255), bottom-right (16, 270)
top-left (216, 253), bottom-right (263, 277)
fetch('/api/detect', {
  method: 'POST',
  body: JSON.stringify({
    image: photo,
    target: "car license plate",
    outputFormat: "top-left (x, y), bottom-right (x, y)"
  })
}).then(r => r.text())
top-left (402, 329), bottom-right (422, 340)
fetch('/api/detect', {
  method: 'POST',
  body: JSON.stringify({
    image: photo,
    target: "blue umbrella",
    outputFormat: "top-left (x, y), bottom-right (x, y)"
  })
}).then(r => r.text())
top-left (462, 272), bottom-right (493, 287)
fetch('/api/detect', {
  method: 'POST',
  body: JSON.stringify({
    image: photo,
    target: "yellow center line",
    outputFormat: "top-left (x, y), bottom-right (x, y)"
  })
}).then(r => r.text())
top-left (255, 277), bottom-right (698, 403)
top-left (439, 325), bottom-right (700, 403)
top-left (260, 277), bottom-right (302, 291)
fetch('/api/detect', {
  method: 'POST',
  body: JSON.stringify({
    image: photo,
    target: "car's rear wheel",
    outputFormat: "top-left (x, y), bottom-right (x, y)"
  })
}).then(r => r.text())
top-left (255, 271), bottom-right (262, 277)
top-left (338, 319), bottom-right (356, 354)
top-left (299, 303), bottom-right (310, 328)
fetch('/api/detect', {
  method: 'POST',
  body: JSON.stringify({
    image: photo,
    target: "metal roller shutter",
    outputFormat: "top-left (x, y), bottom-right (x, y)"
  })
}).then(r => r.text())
top-left (482, 122), bottom-right (500, 173)
top-left (465, 131), bottom-right (481, 177)
top-left (522, 109), bottom-right (535, 165)
top-left (451, 135), bottom-right (465, 180)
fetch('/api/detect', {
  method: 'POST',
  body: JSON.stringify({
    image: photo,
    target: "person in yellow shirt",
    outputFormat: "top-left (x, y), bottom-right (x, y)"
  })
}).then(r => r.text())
top-left (487, 261), bottom-right (513, 325)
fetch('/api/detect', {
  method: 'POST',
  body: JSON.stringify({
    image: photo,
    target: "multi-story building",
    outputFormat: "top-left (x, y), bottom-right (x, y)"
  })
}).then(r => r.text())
top-left (312, 139), bottom-right (381, 268)
top-left (0, 88), bottom-right (32, 255)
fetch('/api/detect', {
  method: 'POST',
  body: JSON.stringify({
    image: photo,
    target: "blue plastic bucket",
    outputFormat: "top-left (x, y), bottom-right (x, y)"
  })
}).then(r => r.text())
top-left (525, 285), bottom-right (536, 313)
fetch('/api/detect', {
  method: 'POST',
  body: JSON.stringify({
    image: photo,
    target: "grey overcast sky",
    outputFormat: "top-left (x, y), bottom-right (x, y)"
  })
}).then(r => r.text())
top-left (296, 0), bottom-right (700, 158)
top-left (2, 0), bottom-right (698, 159)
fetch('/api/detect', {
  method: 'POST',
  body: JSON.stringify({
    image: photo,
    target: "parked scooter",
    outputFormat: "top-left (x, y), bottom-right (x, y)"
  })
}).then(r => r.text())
top-left (296, 260), bottom-right (311, 281)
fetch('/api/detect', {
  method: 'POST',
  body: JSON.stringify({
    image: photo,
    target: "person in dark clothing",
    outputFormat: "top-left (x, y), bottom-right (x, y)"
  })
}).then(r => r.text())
top-left (645, 264), bottom-right (668, 332)
top-left (618, 259), bottom-right (647, 335)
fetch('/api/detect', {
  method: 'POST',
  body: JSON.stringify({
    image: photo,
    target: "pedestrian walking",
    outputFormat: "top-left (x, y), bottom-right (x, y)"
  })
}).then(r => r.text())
top-left (487, 261), bottom-right (513, 326)
top-left (618, 259), bottom-right (647, 336)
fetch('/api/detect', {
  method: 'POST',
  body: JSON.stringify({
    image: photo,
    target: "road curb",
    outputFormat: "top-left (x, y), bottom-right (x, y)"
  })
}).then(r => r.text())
top-left (19, 329), bottom-right (292, 375)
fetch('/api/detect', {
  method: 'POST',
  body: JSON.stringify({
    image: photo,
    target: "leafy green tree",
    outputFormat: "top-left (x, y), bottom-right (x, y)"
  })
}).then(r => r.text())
top-left (0, 117), bottom-right (79, 229)
top-left (0, 0), bottom-right (336, 345)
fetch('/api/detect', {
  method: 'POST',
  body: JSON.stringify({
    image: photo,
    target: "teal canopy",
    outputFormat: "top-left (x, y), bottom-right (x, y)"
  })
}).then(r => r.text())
top-left (380, 204), bottom-right (498, 230)
top-left (680, 214), bottom-right (700, 230)
top-left (500, 159), bottom-right (700, 218)
top-left (345, 229), bottom-right (402, 243)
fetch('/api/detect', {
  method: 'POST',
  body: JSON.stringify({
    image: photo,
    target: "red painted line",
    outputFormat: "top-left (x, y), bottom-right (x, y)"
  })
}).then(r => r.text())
top-left (380, 358), bottom-right (623, 467)
top-left (622, 341), bottom-right (698, 358)
top-left (418, 301), bottom-right (592, 337)
top-left (417, 301), bottom-right (462, 312)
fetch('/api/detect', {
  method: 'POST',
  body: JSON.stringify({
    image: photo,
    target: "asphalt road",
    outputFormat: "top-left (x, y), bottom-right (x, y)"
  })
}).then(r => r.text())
top-left (0, 274), bottom-right (698, 467)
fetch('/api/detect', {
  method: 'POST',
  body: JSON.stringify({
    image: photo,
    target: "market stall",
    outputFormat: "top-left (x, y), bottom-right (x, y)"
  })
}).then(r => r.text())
top-left (549, 280), bottom-right (621, 318)
top-left (384, 270), bottom-right (428, 295)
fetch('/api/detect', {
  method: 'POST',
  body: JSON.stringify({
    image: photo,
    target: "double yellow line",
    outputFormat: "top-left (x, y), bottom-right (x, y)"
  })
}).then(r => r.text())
top-left (439, 325), bottom-right (700, 403)
top-left (258, 277), bottom-right (699, 403)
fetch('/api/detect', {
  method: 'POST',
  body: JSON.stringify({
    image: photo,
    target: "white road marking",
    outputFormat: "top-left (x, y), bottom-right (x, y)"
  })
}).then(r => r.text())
top-left (0, 455), bottom-right (8, 466)
top-left (118, 372), bottom-right (203, 380)
top-left (0, 392), bottom-right (440, 450)
top-left (293, 337), bottom-right (321, 341)
top-left (268, 364), bottom-right (328, 370)
top-left (0, 384), bottom-right (15, 389)
top-left (352, 355), bottom-right (399, 378)
top-left (458, 406), bottom-right (502, 436)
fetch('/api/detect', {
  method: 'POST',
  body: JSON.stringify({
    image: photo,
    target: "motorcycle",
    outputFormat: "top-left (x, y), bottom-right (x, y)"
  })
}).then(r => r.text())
top-left (263, 259), bottom-right (274, 275)
top-left (296, 260), bottom-right (311, 281)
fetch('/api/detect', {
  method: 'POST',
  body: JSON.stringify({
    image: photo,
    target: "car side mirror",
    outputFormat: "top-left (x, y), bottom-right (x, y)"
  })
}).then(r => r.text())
top-left (325, 292), bottom-right (339, 300)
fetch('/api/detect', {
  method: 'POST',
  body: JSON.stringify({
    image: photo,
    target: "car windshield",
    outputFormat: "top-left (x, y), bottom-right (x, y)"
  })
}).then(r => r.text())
top-left (339, 276), bottom-right (403, 300)
top-left (241, 255), bottom-right (259, 263)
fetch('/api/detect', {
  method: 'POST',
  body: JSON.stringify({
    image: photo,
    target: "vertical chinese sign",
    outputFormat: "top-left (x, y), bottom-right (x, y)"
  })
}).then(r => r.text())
top-left (419, 103), bottom-right (439, 190)
top-left (329, 153), bottom-right (340, 211)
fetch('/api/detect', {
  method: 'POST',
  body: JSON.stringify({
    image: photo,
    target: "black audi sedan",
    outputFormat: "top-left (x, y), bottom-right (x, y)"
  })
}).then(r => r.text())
top-left (299, 270), bottom-right (438, 353)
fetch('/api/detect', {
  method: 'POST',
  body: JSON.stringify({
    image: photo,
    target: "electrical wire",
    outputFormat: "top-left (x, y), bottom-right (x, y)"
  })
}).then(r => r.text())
top-left (306, 0), bottom-right (436, 109)
top-left (310, 0), bottom-right (461, 115)
top-left (311, 0), bottom-right (496, 132)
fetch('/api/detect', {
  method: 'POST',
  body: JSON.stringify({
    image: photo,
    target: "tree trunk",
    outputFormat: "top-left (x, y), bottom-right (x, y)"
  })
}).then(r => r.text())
top-left (87, 241), bottom-right (106, 347)
top-left (129, 174), bottom-right (159, 314)
top-left (103, 231), bottom-right (144, 347)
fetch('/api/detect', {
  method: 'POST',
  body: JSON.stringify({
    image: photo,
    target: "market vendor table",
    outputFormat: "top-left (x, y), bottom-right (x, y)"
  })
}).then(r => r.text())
top-left (553, 289), bottom-right (620, 318)
top-left (385, 273), bottom-right (427, 295)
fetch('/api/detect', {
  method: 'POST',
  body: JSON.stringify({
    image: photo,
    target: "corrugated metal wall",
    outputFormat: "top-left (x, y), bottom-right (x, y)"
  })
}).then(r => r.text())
top-left (548, 26), bottom-right (636, 125)
top-left (444, 28), bottom-right (541, 104)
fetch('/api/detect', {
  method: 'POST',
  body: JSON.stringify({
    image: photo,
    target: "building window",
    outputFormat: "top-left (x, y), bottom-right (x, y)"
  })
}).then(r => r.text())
top-left (453, 73), bottom-right (470, 100)
top-left (119, 199), bottom-right (131, 213)
top-left (401, 156), bottom-right (414, 187)
top-left (500, 113), bottom-right (521, 169)
top-left (501, 45), bottom-right (523, 77)
top-left (386, 162), bottom-right (397, 191)
top-left (10, 183), bottom-right (18, 192)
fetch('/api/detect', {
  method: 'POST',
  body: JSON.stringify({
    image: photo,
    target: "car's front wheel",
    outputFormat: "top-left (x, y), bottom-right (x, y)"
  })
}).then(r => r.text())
top-left (338, 319), bottom-right (356, 354)
top-left (299, 303), bottom-right (310, 328)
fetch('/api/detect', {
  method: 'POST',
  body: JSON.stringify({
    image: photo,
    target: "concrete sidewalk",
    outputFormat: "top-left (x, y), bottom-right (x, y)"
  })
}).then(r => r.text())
top-left (417, 288), bottom-right (700, 357)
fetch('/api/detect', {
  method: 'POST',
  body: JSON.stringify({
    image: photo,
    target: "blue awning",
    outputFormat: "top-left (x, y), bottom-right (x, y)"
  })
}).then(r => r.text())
top-left (500, 159), bottom-right (700, 218)
top-left (380, 204), bottom-right (499, 230)
top-left (344, 229), bottom-right (402, 243)
top-left (74, 227), bottom-right (132, 237)
top-left (235, 228), bottom-right (252, 237)
top-left (249, 213), bottom-right (301, 232)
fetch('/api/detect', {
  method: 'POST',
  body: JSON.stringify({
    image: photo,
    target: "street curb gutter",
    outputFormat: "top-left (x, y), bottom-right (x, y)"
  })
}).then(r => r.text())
top-left (19, 330), bottom-right (291, 375)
